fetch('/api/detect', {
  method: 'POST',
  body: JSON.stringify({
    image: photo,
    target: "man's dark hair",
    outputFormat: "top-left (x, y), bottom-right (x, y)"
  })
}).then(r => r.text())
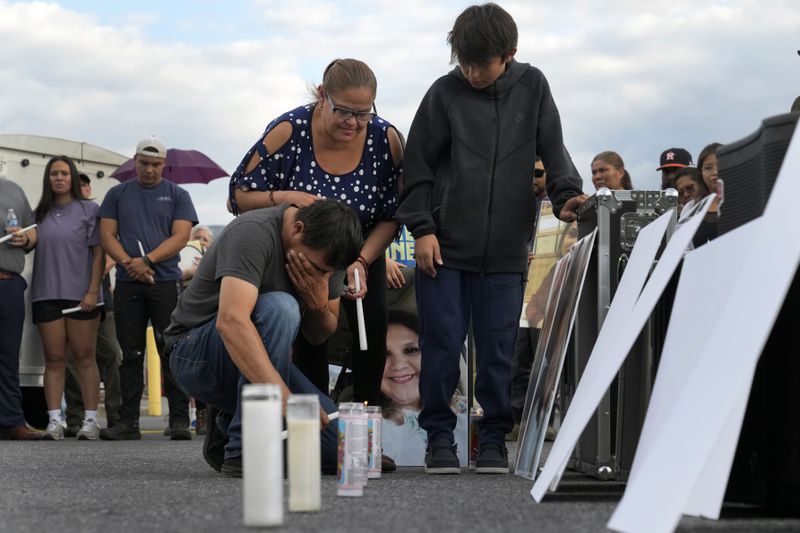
top-left (294, 200), bottom-right (362, 270)
top-left (447, 3), bottom-right (518, 65)
top-left (79, 173), bottom-right (91, 185)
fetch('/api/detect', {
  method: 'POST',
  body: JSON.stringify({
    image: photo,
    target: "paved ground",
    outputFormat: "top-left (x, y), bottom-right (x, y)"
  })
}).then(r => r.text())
top-left (1, 408), bottom-right (799, 533)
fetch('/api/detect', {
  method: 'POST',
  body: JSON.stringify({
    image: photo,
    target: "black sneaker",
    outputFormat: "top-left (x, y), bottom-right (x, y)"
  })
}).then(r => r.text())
top-left (424, 438), bottom-right (461, 475)
top-left (202, 406), bottom-right (225, 473)
top-left (221, 456), bottom-right (242, 478)
top-left (382, 453), bottom-right (397, 473)
top-left (169, 421), bottom-right (192, 441)
top-left (475, 443), bottom-right (509, 474)
top-left (64, 425), bottom-right (81, 438)
top-left (99, 422), bottom-right (141, 441)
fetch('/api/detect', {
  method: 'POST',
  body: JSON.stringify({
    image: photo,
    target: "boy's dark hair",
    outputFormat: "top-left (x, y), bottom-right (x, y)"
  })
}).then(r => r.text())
top-left (447, 3), bottom-right (518, 65)
top-left (294, 200), bottom-right (362, 270)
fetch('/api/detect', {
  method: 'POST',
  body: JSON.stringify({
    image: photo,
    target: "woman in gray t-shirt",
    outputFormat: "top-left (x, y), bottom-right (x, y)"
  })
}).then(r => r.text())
top-left (31, 156), bottom-right (105, 441)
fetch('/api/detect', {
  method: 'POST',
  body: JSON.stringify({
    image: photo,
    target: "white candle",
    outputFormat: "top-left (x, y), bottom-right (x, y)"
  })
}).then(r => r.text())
top-left (287, 394), bottom-right (321, 512)
top-left (242, 384), bottom-right (283, 527)
top-left (355, 269), bottom-right (368, 350)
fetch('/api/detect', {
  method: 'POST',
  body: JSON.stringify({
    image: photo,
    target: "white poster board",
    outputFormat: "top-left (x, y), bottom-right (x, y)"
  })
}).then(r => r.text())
top-left (532, 197), bottom-right (713, 501)
top-left (607, 131), bottom-right (800, 533)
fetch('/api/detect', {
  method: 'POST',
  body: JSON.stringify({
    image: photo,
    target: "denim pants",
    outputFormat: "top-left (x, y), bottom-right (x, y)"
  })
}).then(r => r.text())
top-left (169, 292), bottom-right (338, 471)
top-left (0, 275), bottom-right (27, 429)
top-left (416, 267), bottom-right (524, 447)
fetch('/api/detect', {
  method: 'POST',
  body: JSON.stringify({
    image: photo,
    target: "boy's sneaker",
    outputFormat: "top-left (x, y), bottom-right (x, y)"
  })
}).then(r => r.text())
top-left (99, 422), bottom-right (141, 441)
top-left (42, 420), bottom-right (64, 441)
top-left (424, 438), bottom-right (461, 474)
top-left (77, 419), bottom-right (101, 440)
top-left (475, 443), bottom-right (509, 474)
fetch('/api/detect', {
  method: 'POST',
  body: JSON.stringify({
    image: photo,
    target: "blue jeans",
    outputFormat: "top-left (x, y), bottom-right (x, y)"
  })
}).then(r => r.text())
top-left (416, 267), bottom-right (523, 447)
top-left (169, 292), bottom-right (338, 471)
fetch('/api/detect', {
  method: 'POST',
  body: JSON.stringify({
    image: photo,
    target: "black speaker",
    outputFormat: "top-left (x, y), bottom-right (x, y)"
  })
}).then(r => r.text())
top-left (720, 113), bottom-right (800, 515)
top-left (717, 112), bottom-right (798, 236)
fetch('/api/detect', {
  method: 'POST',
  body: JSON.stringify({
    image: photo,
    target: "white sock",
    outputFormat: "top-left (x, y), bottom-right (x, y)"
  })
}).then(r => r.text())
top-left (84, 410), bottom-right (98, 423)
top-left (48, 409), bottom-right (61, 424)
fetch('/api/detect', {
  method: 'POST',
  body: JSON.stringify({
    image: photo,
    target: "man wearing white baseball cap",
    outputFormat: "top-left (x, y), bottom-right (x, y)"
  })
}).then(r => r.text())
top-left (98, 136), bottom-right (198, 441)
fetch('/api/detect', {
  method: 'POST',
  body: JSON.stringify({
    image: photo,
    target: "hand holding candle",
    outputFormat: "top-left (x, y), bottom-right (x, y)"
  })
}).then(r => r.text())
top-left (136, 240), bottom-right (156, 284)
top-left (0, 224), bottom-right (37, 244)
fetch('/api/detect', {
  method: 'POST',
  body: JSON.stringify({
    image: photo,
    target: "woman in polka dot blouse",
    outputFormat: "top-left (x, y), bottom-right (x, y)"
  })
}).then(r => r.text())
top-left (228, 58), bottom-right (404, 406)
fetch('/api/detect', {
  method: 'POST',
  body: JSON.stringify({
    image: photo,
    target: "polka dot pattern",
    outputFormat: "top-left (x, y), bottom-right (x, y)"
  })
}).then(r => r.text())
top-left (229, 104), bottom-right (401, 234)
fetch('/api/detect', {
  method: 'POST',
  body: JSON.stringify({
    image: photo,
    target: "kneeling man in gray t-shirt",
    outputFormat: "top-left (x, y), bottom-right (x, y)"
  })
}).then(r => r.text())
top-left (164, 199), bottom-right (362, 476)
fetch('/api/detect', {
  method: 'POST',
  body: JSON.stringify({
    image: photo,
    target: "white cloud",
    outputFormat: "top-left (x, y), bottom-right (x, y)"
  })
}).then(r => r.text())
top-left (2, 0), bottom-right (800, 223)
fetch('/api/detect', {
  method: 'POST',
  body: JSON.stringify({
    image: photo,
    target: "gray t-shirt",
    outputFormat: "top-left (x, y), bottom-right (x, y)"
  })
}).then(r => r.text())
top-left (31, 199), bottom-right (103, 303)
top-left (165, 205), bottom-right (345, 338)
top-left (0, 178), bottom-right (35, 274)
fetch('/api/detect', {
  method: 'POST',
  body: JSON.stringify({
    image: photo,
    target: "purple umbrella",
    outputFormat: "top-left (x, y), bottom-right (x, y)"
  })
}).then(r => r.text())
top-left (110, 148), bottom-right (229, 184)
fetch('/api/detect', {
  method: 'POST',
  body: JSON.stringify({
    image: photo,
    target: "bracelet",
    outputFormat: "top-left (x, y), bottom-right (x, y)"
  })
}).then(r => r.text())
top-left (142, 255), bottom-right (155, 269)
top-left (269, 190), bottom-right (276, 206)
top-left (356, 255), bottom-right (369, 280)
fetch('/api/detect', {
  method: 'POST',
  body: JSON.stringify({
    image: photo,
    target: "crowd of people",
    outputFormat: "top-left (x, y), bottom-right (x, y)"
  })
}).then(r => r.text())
top-left (0, 2), bottom-right (727, 480)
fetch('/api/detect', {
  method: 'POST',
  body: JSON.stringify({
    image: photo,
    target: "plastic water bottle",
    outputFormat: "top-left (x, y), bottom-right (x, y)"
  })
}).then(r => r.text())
top-left (337, 402), bottom-right (368, 496)
top-left (6, 208), bottom-right (18, 230)
top-left (366, 405), bottom-right (382, 479)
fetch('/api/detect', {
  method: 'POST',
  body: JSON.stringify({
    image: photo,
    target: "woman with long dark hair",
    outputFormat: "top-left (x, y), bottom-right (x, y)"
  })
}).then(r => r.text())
top-left (31, 156), bottom-right (104, 440)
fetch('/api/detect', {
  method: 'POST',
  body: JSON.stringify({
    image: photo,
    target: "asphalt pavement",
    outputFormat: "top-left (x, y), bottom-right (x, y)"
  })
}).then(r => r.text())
top-left (1, 407), bottom-right (799, 533)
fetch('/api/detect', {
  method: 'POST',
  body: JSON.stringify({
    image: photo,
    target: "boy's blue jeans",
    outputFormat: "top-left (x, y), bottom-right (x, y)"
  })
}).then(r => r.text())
top-left (416, 267), bottom-right (523, 448)
top-left (169, 292), bottom-right (338, 472)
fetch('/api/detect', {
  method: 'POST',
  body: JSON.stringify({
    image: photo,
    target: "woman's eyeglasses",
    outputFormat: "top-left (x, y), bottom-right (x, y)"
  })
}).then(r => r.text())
top-left (534, 168), bottom-right (546, 178)
top-left (326, 95), bottom-right (377, 123)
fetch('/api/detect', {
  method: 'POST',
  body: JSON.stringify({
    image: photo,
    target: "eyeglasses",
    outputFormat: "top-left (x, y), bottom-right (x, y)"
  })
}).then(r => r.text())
top-left (326, 94), bottom-right (377, 123)
top-left (677, 184), bottom-right (696, 196)
top-left (534, 168), bottom-right (545, 178)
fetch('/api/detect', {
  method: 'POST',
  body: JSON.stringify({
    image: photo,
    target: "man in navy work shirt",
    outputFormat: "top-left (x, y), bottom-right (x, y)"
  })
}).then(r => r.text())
top-left (98, 136), bottom-right (198, 440)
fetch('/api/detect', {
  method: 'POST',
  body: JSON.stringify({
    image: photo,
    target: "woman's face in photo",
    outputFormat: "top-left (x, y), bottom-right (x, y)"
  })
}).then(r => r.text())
top-left (381, 322), bottom-right (421, 410)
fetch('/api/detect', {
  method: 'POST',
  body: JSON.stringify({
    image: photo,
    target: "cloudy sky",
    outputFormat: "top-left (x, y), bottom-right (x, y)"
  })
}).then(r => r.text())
top-left (2, 0), bottom-right (799, 224)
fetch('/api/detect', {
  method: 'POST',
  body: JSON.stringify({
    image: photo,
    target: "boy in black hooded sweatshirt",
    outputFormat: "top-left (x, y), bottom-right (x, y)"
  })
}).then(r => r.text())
top-left (396, 2), bottom-right (587, 474)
